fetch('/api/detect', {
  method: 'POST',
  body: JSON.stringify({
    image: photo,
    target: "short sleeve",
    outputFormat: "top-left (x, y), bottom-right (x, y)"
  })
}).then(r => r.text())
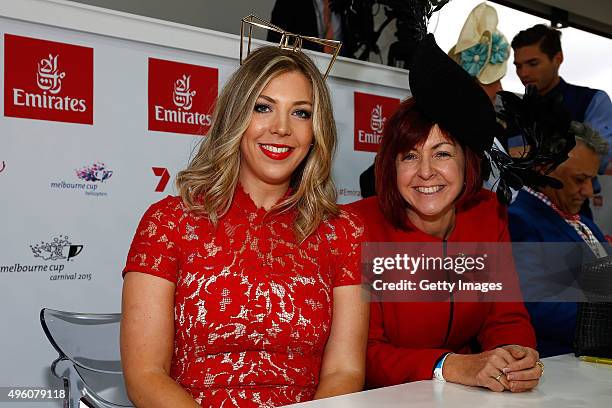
top-left (123, 196), bottom-right (181, 283)
top-left (329, 208), bottom-right (364, 287)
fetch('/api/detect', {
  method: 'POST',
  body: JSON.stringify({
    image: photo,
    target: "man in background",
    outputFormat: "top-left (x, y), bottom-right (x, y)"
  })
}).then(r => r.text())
top-left (508, 123), bottom-right (609, 357)
top-left (512, 24), bottom-right (612, 216)
top-left (267, 0), bottom-right (343, 53)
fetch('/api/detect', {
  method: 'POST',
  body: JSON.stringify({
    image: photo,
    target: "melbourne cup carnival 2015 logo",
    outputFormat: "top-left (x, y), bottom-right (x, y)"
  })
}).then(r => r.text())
top-left (4, 34), bottom-right (93, 124)
top-left (30, 235), bottom-right (83, 262)
top-left (354, 92), bottom-right (400, 152)
top-left (148, 57), bottom-right (218, 135)
top-left (0, 235), bottom-right (87, 280)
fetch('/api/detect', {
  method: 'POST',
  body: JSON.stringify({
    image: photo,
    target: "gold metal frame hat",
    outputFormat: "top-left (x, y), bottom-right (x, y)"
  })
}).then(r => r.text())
top-left (240, 15), bottom-right (342, 79)
top-left (448, 2), bottom-right (510, 85)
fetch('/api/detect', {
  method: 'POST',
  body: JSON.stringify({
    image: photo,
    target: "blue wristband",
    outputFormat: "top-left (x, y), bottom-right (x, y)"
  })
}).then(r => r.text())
top-left (433, 352), bottom-right (452, 381)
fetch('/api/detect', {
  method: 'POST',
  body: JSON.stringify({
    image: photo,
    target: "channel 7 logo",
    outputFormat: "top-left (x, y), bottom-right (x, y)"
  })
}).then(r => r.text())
top-left (152, 167), bottom-right (170, 192)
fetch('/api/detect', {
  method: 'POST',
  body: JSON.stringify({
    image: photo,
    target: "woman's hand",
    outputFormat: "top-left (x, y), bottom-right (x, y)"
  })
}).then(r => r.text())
top-left (500, 345), bottom-right (543, 392)
top-left (443, 348), bottom-right (516, 392)
top-left (443, 346), bottom-right (542, 392)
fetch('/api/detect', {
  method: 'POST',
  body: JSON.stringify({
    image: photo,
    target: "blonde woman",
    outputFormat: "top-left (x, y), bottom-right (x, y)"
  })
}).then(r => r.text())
top-left (120, 46), bottom-right (368, 407)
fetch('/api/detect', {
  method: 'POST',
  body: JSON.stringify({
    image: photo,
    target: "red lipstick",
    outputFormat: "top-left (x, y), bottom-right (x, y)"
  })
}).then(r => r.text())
top-left (259, 143), bottom-right (293, 160)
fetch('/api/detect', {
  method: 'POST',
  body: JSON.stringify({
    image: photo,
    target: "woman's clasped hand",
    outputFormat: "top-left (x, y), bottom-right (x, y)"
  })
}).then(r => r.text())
top-left (444, 345), bottom-right (543, 392)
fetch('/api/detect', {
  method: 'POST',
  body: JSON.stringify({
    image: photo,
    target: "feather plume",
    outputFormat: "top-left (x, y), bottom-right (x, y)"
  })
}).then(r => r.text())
top-left (490, 85), bottom-right (576, 203)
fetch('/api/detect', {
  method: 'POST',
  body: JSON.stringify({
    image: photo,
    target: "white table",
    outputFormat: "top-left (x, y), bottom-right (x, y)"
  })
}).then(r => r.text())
top-left (291, 354), bottom-right (612, 407)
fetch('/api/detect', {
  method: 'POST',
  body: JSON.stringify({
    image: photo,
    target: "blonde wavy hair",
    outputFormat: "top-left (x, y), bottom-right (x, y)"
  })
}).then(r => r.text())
top-left (176, 46), bottom-right (338, 242)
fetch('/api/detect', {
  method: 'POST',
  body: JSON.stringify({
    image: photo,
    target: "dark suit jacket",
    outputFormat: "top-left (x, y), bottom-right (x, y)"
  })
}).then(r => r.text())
top-left (267, 0), bottom-right (322, 52)
top-left (508, 189), bottom-right (608, 357)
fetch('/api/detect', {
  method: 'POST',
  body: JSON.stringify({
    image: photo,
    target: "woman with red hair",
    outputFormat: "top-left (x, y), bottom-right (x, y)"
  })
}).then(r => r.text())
top-left (347, 95), bottom-right (542, 393)
top-left (348, 0), bottom-right (576, 395)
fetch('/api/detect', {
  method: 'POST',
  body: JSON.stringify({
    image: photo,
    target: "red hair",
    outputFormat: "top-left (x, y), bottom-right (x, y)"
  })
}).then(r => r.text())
top-left (376, 98), bottom-right (483, 230)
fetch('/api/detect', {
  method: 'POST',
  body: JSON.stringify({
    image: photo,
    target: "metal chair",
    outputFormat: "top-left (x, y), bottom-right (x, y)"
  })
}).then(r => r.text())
top-left (40, 308), bottom-right (133, 408)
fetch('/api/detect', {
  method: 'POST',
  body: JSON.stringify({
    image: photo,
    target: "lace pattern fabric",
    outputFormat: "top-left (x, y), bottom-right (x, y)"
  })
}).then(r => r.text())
top-left (123, 187), bottom-right (363, 407)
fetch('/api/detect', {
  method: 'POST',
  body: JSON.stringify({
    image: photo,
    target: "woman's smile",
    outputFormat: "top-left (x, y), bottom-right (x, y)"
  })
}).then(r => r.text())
top-left (413, 185), bottom-right (446, 195)
top-left (258, 143), bottom-right (294, 160)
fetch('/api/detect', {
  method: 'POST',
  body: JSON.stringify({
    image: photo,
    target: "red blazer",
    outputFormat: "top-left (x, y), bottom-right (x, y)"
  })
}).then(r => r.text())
top-left (345, 189), bottom-right (536, 388)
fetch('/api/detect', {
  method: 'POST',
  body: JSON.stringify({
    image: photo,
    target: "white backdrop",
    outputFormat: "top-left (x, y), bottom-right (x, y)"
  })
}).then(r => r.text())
top-left (0, 1), bottom-right (408, 406)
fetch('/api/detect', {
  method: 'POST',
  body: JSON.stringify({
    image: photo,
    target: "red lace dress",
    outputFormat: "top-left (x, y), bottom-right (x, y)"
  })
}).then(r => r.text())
top-left (123, 187), bottom-right (363, 407)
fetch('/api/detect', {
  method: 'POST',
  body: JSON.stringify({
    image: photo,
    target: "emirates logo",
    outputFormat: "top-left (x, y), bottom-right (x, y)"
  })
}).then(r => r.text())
top-left (148, 57), bottom-right (217, 135)
top-left (370, 104), bottom-right (385, 134)
top-left (4, 34), bottom-right (93, 124)
top-left (354, 92), bottom-right (400, 152)
top-left (173, 75), bottom-right (196, 110)
top-left (36, 54), bottom-right (65, 94)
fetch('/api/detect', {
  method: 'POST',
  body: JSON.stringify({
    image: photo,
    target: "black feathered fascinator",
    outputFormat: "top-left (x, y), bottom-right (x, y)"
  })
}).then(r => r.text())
top-left (492, 85), bottom-right (576, 204)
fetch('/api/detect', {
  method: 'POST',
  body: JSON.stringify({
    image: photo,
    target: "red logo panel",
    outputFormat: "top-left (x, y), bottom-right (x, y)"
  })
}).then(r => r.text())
top-left (354, 92), bottom-right (400, 152)
top-left (4, 34), bottom-right (93, 124)
top-left (148, 58), bottom-right (218, 136)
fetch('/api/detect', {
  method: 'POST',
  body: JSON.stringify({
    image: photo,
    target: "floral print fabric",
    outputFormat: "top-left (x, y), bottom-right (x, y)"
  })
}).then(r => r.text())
top-left (123, 187), bottom-right (363, 407)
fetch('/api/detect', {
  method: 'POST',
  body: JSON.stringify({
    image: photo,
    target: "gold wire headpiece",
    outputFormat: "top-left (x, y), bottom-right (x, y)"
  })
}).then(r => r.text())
top-left (240, 14), bottom-right (342, 79)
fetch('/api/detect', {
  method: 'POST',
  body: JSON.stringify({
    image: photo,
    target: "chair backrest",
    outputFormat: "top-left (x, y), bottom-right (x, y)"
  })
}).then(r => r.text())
top-left (40, 308), bottom-right (133, 408)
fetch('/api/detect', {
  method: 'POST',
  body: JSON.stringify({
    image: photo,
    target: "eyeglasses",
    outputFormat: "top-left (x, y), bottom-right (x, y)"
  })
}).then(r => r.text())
top-left (239, 14), bottom-right (342, 79)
